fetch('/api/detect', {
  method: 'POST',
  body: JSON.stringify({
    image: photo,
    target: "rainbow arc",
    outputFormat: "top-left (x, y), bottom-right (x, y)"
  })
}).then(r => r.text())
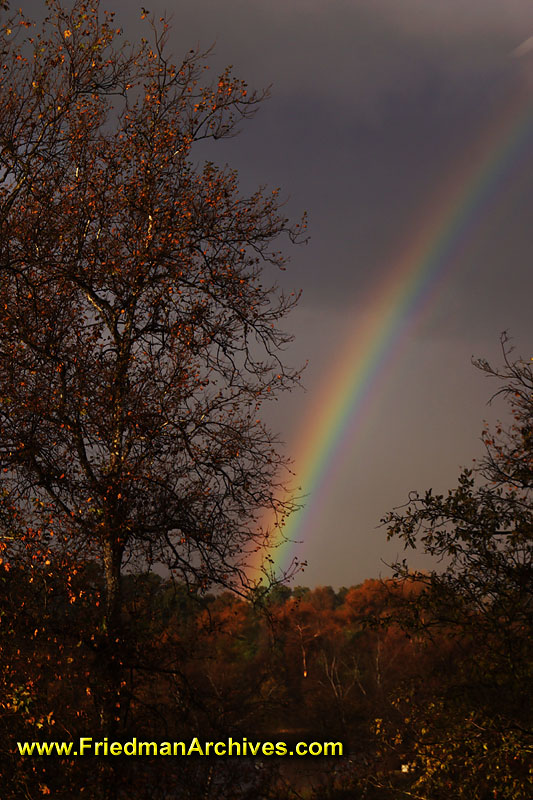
top-left (249, 83), bottom-right (533, 582)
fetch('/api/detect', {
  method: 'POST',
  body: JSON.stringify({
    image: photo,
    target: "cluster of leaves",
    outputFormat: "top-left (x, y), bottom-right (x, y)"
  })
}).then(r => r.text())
top-left (1, 557), bottom-right (103, 797)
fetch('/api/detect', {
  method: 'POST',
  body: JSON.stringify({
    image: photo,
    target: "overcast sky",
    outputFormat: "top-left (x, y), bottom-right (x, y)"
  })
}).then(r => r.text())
top-left (25, 1), bottom-right (533, 587)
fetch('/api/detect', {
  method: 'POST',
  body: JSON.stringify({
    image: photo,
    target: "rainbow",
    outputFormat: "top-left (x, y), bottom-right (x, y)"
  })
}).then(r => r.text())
top-left (250, 81), bottom-right (533, 583)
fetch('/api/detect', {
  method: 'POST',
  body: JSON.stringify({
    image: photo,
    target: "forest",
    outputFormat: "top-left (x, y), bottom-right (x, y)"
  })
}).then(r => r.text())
top-left (3, 555), bottom-right (532, 798)
top-left (0, 1), bottom-right (531, 797)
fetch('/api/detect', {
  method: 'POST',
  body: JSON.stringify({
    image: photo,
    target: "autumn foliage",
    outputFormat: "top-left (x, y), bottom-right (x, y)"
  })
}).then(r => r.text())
top-left (0, 1), bottom-right (531, 797)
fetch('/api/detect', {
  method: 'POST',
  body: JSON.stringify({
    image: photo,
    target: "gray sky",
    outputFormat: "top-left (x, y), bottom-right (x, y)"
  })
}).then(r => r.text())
top-left (24, 0), bottom-right (533, 586)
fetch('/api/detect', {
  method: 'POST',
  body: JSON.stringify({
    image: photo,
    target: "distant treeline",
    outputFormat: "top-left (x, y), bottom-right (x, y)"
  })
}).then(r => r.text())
top-left (3, 564), bottom-right (531, 799)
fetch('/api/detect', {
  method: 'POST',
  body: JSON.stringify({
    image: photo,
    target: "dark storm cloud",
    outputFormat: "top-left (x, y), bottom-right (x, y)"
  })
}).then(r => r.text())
top-left (149, 0), bottom-right (532, 102)
top-left (112, 0), bottom-right (533, 309)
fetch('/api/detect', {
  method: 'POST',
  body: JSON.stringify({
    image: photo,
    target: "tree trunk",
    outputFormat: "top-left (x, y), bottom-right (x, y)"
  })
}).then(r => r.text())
top-left (100, 536), bottom-right (124, 733)
top-left (103, 536), bottom-right (123, 634)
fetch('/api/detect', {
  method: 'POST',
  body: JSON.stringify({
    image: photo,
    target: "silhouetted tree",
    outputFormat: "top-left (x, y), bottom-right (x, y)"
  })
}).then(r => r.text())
top-left (380, 335), bottom-right (533, 798)
top-left (0, 0), bottom-right (304, 762)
